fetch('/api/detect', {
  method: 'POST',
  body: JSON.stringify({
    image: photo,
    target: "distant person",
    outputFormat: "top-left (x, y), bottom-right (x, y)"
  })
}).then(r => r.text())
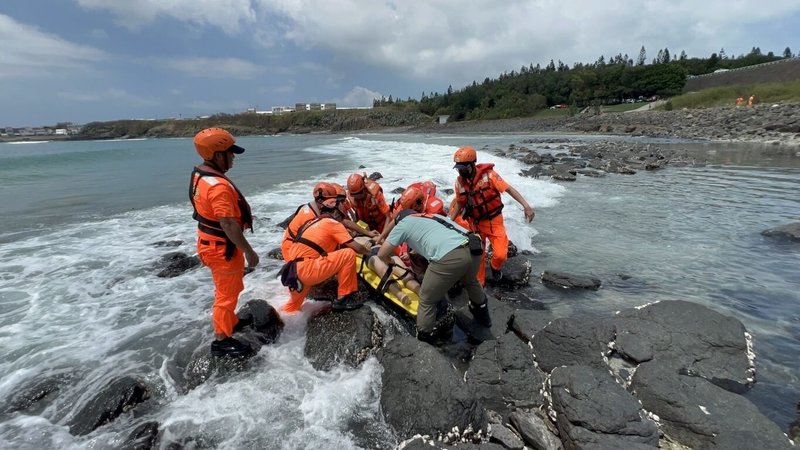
top-left (347, 173), bottom-right (391, 233)
top-left (190, 127), bottom-right (259, 358)
top-left (375, 210), bottom-right (491, 344)
top-left (280, 198), bottom-right (371, 313)
top-left (736, 96), bottom-right (745, 107)
top-left (449, 146), bottom-right (534, 285)
top-left (748, 95), bottom-right (756, 107)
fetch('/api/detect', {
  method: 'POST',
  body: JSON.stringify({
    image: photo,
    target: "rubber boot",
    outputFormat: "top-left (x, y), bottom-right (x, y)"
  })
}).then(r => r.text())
top-left (332, 293), bottom-right (364, 311)
top-left (488, 267), bottom-right (503, 284)
top-left (416, 328), bottom-right (439, 345)
top-left (469, 300), bottom-right (492, 328)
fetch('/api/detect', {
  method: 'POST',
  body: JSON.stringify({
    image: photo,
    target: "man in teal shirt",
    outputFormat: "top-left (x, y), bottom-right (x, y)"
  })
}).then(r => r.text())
top-left (376, 209), bottom-right (491, 343)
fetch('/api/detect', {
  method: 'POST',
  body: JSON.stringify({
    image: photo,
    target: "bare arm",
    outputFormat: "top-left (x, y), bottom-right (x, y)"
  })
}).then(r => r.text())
top-left (219, 217), bottom-right (260, 267)
top-left (343, 219), bottom-right (379, 238)
top-left (448, 201), bottom-right (463, 221)
top-left (376, 241), bottom-right (397, 265)
top-left (343, 240), bottom-right (371, 256)
top-left (376, 216), bottom-right (397, 244)
top-left (504, 185), bottom-right (535, 222)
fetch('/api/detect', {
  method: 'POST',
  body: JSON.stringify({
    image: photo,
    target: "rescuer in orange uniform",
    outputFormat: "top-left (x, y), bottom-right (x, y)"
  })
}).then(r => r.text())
top-left (449, 146), bottom-right (535, 285)
top-left (347, 173), bottom-right (391, 233)
top-left (190, 127), bottom-right (259, 358)
top-left (280, 198), bottom-right (371, 313)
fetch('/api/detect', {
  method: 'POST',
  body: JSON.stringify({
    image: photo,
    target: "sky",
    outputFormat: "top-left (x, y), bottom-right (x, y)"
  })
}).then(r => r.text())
top-left (1, 0), bottom-right (799, 127)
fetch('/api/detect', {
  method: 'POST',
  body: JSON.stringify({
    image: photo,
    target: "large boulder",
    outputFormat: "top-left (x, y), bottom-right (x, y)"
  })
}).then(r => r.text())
top-left (66, 376), bottom-right (151, 436)
top-left (1, 370), bottom-right (76, 416)
top-left (119, 421), bottom-right (159, 450)
top-left (551, 365), bottom-right (659, 449)
top-left (761, 222), bottom-right (800, 241)
top-left (531, 317), bottom-right (615, 373)
top-left (613, 300), bottom-right (753, 391)
top-left (631, 359), bottom-right (794, 450)
top-left (304, 306), bottom-right (383, 370)
top-left (490, 256), bottom-right (532, 288)
top-left (378, 336), bottom-right (487, 438)
top-left (508, 410), bottom-right (563, 450)
top-left (154, 252), bottom-right (200, 278)
top-left (540, 270), bottom-right (601, 290)
top-left (465, 333), bottom-right (545, 415)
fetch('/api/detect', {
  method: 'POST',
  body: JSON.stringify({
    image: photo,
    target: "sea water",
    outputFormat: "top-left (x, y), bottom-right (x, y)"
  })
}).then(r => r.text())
top-left (0, 134), bottom-right (798, 449)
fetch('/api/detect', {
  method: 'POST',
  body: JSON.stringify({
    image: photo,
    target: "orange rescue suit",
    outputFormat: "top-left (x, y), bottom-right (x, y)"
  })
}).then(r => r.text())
top-left (190, 165), bottom-right (253, 337)
top-left (351, 179), bottom-right (390, 232)
top-left (281, 218), bottom-right (359, 313)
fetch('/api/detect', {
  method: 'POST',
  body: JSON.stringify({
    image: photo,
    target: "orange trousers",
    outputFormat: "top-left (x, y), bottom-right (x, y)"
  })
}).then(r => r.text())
top-left (197, 239), bottom-right (244, 337)
top-left (471, 214), bottom-right (508, 286)
top-left (282, 248), bottom-right (358, 313)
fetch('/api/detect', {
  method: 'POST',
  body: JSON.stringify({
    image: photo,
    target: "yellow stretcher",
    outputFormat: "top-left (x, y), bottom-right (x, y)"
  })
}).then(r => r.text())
top-left (355, 253), bottom-right (419, 317)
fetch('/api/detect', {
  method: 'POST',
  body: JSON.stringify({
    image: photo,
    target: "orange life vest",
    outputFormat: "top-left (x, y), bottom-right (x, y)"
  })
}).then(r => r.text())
top-left (352, 179), bottom-right (387, 230)
top-left (455, 163), bottom-right (504, 221)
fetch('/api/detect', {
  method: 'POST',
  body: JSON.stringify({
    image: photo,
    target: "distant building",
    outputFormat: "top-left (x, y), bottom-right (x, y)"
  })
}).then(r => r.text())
top-left (294, 102), bottom-right (336, 111)
top-left (438, 115), bottom-right (450, 124)
top-left (321, 103), bottom-right (336, 110)
top-left (272, 106), bottom-right (293, 115)
top-left (55, 129), bottom-right (68, 135)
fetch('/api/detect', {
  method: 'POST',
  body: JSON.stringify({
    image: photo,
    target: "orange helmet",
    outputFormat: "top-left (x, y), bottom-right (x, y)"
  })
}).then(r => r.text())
top-left (194, 127), bottom-right (244, 160)
top-left (313, 182), bottom-right (339, 202)
top-left (453, 146), bottom-right (477, 168)
top-left (399, 186), bottom-right (425, 212)
top-left (347, 173), bottom-right (366, 196)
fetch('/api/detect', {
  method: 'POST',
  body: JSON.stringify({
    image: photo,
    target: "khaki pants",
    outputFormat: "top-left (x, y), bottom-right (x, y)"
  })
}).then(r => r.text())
top-left (417, 245), bottom-right (485, 333)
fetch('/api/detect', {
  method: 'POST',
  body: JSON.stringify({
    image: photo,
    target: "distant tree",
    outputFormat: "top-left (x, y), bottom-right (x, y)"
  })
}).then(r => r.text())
top-left (596, 55), bottom-right (606, 66)
top-left (655, 49), bottom-right (664, 64)
top-left (546, 59), bottom-right (556, 71)
top-left (749, 46), bottom-right (762, 56)
top-left (387, 95), bottom-right (393, 104)
top-left (663, 48), bottom-right (671, 63)
top-left (637, 46), bottom-right (647, 66)
top-left (679, 50), bottom-right (687, 61)
top-left (447, 85), bottom-right (453, 95)
top-left (784, 47), bottom-right (793, 58)
top-left (719, 48), bottom-right (727, 59)
top-left (708, 52), bottom-right (719, 70)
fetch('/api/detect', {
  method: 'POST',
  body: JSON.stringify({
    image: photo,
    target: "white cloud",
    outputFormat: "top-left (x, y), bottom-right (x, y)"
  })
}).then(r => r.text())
top-left (0, 14), bottom-right (105, 79)
top-left (157, 57), bottom-right (266, 80)
top-left (76, 0), bottom-right (257, 33)
top-left (334, 86), bottom-right (383, 107)
top-left (58, 88), bottom-right (161, 107)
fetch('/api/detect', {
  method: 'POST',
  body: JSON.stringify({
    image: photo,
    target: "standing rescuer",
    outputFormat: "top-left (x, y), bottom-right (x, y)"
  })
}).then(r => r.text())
top-left (449, 146), bottom-right (535, 285)
top-left (190, 127), bottom-right (259, 358)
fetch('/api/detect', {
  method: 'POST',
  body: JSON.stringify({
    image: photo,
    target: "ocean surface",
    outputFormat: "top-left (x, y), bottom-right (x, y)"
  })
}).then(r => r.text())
top-left (0, 134), bottom-right (798, 449)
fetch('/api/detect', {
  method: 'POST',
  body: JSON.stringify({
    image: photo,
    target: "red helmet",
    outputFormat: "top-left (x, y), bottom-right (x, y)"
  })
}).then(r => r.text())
top-left (453, 146), bottom-right (477, 168)
top-left (347, 173), bottom-right (366, 196)
top-left (194, 127), bottom-right (245, 160)
top-left (399, 186), bottom-right (425, 212)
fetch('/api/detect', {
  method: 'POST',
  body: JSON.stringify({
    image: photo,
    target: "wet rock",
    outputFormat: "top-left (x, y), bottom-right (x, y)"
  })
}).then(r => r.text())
top-left (487, 255), bottom-right (531, 288)
top-left (266, 247), bottom-right (283, 260)
top-left (234, 299), bottom-right (285, 346)
top-left (487, 411), bottom-right (525, 450)
top-left (761, 222), bottom-right (800, 241)
top-left (1, 371), bottom-right (75, 416)
top-left (531, 317), bottom-right (615, 373)
top-left (789, 402), bottom-right (800, 442)
top-left (66, 376), bottom-right (151, 436)
top-left (466, 333), bottom-right (545, 415)
top-left (442, 188), bottom-right (454, 196)
top-left (150, 240), bottom-right (183, 248)
top-left (631, 359), bottom-right (794, 450)
top-left (551, 365), bottom-right (659, 449)
top-left (120, 421), bottom-right (159, 450)
top-left (306, 277), bottom-right (340, 301)
top-left (551, 172), bottom-right (576, 181)
top-left (540, 270), bottom-right (601, 290)
top-left (613, 300), bottom-right (753, 391)
top-left (508, 410), bottom-right (563, 450)
top-left (155, 252), bottom-right (200, 278)
top-left (305, 307), bottom-right (383, 370)
top-left (368, 171), bottom-right (383, 181)
top-left (391, 186), bottom-right (405, 194)
top-left (378, 336), bottom-right (488, 437)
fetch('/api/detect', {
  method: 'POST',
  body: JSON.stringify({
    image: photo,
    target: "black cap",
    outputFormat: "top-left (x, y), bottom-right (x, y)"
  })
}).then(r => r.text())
top-left (228, 144), bottom-right (245, 154)
top-left (453, 162), bottom-right (471, 169)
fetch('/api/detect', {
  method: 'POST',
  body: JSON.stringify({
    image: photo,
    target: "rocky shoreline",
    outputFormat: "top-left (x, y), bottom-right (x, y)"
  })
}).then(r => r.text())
top-left (405, 102), bottom-right (800, 148)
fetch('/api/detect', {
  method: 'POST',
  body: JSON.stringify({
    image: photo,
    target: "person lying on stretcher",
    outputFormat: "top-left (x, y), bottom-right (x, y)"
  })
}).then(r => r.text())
top-left (354, 236), bottom-right (423, 305)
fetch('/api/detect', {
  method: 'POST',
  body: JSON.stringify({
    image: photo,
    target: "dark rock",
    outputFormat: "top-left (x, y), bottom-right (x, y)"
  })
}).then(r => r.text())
top-left (614, 300), bottom-right (753, 390)
top-left (2, 371), bottom-right (75, 416)
top-left (276, 211), bottom-right (297, 230)
top-left (487, 255), bottom-right (531, 288)
top-left (358, 164), bottom-right (366, 169)
top-left (466, 333), bottom-right (545, 415)
top-left (304, 307), bottom-right (382, 370)
top-left (575, 168), bottom-right (604, 177)
top-left (151, 240), bottom-right (183, 248)
top-left (120, 421), bottom-right (159, 450)
top-left (391, 186), bottom-right (405, 194)
top-left (789, 402), bottom-right (800, 442)
top-left (551, 365), bottom-right (659, 449)
top-left (522, 151), bottom-right (542, 164)
top-left (551, 172), bottom-right (576, 182)
top-left (66, 376), bottom-right (151, 436)
top-left (155, 252), bottom-right (200, 278)
top-left (378, 336), bottom-right (487, 437)
top-left (234, 299), bottom-right (285, 346)
top-left (631, 359), bottom-right (793, 450)
top-left (487, 411), bottom-right (525, 450)
top-left (508, 410), bottom-right (563, 450)
top-left (442, 188), bottom-right (454, 196)
top-left (506, 241), bottom-right (518, 258)
top-left (540, 271), bottom-right (601, 290)
top-left (761, 222), bottom-right (800, 241)
top-left (306, 277), bottom-right (339, 300)
top-left (367, 171), bottom-right (383, 181)
top-left (266, 247), bottom-right (283, 260)
top-left (531, 317), bottom-right (615, 373)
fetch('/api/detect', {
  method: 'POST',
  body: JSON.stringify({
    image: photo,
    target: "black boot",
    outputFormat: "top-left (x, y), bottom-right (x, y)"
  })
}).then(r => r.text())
top-left (416, 328), bottom-right (438, 345)
top-left (469, 300), bottom-right (492, 328)
top-left (488, 267), bottom-right (503, 284)
top-left (211, 336), bottom-right (253, 358)
top-left (232, 316), bottom-right (253, 333)
top-left (332, 293), bottom-right (364, 311)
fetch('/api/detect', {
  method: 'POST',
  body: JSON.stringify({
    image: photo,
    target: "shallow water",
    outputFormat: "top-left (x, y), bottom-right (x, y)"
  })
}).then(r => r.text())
top-left (0, 134), bottom-right (798, 448)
